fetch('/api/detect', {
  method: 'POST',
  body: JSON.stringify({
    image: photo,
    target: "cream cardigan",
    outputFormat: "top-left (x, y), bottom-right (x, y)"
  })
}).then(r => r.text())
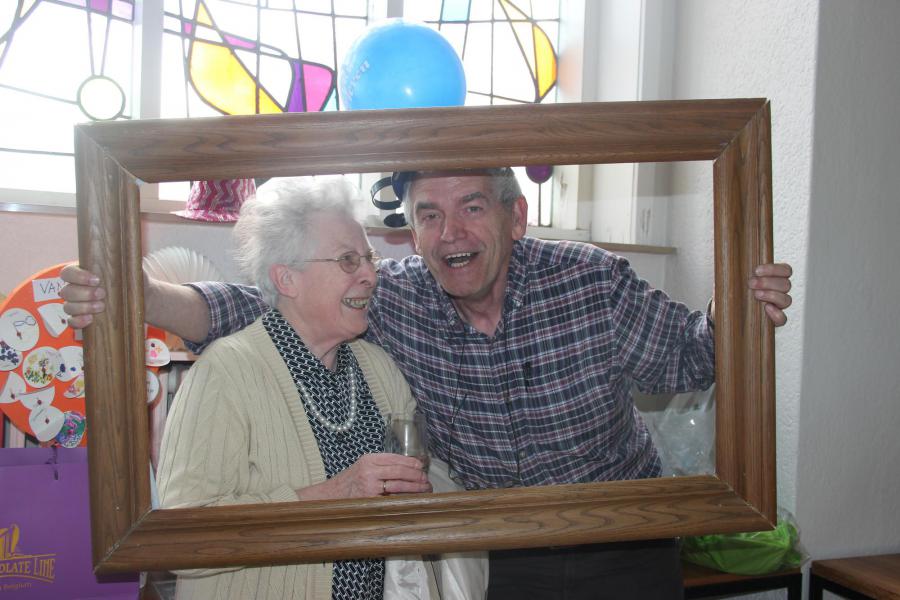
top-left (157, 318), bottom-right (424, 600)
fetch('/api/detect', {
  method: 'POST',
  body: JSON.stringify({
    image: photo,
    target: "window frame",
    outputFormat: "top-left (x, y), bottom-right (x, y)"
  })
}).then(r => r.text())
top-left (76, 99), bottom-right (776, 573)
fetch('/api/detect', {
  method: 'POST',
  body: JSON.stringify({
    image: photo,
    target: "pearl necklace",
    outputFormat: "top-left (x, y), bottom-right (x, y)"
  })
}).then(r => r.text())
top-left (296, 365), bottom-right (358, 433)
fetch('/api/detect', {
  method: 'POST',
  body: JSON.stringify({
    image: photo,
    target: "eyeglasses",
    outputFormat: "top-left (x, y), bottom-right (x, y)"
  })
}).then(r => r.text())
top-left (303, 250), bottom-right (382, 274)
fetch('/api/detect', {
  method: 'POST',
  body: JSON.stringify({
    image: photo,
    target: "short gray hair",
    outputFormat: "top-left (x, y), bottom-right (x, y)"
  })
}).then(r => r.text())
top-left (232, 175), bottom-right (363, 307)
top-left (401, 167), bottom-right (522, 227)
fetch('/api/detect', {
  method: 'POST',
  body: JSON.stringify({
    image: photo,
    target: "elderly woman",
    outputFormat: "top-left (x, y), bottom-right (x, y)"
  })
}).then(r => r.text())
top-left (156, 176), bottom-right (473, 599)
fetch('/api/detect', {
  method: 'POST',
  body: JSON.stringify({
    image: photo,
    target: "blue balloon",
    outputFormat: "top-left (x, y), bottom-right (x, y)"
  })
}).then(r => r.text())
top-left (339, 19), bottom-right (466, 110)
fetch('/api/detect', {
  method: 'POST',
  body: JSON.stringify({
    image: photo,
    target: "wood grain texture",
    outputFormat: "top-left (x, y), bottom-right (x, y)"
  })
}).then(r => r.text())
top-left (75, 128), bottom-right (152, 565)
top-left (103, 476), bottom-right (769, 572)
top-left (811, 554), bottom-right (900, 599)
top-left (682, 560), bottom-right (800, 588)
top-left (712, 103), bottom-right (776, 522)
top-left (76, 99), bottom-right (766, 181)
top-left (74, 100), bottom-right (777, 573)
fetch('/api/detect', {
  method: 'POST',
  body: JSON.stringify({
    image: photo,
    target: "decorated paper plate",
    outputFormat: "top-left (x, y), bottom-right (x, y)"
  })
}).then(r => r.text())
top-left (0, 340), bottom-right (22, 371)
top-left (146, 369), bottom-right (161, 405)
top-left (1, 372), bottom-right (25, 404)
top-left (56, 345), bottom-right (84, 382)
top-left (0, 307), bottom-right (41, 352)
top-left (22, 346), bottom-right (62, 388)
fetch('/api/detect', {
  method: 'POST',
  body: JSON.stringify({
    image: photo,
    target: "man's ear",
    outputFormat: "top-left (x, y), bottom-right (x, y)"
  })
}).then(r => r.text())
top-left (269, 264), bottom-right (299, 298)
top-left (510, 196), bottom-right (528, 240)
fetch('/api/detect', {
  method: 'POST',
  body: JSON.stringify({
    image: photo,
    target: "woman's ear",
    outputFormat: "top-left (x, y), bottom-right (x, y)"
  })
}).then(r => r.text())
top-left (269, 264), bottom-right (299, 298)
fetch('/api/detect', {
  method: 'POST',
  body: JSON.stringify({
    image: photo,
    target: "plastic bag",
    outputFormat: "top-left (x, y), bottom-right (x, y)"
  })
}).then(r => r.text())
top-left (681, 510), bottom-right (807, 575)
top-left (637, 385), bottom-right (716, 476)
top-left (638, 387), bottom-right (808, 575)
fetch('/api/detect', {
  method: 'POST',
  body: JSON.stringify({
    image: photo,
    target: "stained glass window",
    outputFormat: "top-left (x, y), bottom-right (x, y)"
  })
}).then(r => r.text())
top-left (0, 0), bottom-right (137, 196)
top-left (156, 0), bottom-right (372, 204)
top-left (1, 0), bottom-right (562, 227)
top-left (405, 0), bottom-right (559, 106)
top-left (159, 0), bottom-right (371, 119)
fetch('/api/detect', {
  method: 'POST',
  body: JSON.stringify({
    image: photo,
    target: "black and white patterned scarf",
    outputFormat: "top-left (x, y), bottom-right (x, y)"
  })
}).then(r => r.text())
top-left (264, 309), bottom-right (385, 600)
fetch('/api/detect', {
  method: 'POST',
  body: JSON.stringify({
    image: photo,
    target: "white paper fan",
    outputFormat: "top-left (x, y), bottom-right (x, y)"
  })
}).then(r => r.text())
top-left (143, 246), bottom-right (223, 284)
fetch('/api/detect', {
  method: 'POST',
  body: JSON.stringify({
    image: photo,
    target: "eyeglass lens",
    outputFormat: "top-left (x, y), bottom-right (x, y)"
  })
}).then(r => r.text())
top-left (338, 252), bottom-right (379, 273)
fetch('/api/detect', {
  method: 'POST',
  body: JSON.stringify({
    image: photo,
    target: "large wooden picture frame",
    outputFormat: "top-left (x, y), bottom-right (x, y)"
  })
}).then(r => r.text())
top-left (75, 99), bottom-right (775, 574)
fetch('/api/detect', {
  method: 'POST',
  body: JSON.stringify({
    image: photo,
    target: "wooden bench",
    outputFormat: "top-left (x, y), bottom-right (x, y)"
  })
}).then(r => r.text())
top-left (682, 560), bottom-right (802, 599)
top-left (810, 553), bottom-right (900, 600)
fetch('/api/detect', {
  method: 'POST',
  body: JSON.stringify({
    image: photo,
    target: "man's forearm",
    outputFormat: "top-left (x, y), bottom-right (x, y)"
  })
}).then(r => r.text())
top-left (144, 278), bottom-right (211, 344)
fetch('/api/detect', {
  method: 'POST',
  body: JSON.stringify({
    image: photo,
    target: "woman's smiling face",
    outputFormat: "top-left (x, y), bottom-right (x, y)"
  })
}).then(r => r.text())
top-left (281, 212), bottom-right (378, 354)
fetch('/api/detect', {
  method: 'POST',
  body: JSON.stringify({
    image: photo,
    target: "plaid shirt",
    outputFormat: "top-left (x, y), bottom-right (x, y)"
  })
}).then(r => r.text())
top-left (189, 237), bottom-right (715, 489)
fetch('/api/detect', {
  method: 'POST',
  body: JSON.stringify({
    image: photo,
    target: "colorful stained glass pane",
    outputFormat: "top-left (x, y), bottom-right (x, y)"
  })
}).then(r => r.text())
top-left (162, 1), bottom-right (368, 118)
top-left (418, 0), bottom-right (558, 105)
top-left (303, 63), bottom-right (336, 112)
top-left (442, 0), bottom-right (471, 22)
top-left (158, 0), bottom-right (368, 202)
top-left (533, 24), bottom-right (557, 99)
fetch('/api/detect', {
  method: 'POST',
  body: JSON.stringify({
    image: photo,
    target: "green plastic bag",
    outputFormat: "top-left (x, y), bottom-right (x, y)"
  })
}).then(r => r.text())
top-left (681, 516), bottom-right (806, 575)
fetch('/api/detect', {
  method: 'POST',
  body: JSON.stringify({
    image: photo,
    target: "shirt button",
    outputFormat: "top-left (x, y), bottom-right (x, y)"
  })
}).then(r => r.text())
top-left (518, 450), bottom-right (527, 460)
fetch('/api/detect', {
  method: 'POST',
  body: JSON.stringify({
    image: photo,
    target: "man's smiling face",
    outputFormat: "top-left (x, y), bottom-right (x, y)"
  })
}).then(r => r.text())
top-left (408, 172), bottom-right (527, 310)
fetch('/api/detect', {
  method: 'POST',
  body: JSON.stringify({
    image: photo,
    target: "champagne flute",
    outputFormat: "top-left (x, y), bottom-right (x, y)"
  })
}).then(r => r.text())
top-left (385, 412), bottom-right (430, 470)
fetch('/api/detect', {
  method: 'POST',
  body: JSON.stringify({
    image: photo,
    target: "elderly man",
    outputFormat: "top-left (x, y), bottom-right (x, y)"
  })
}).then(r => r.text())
top-left (62, 168), bottom-right (792, 599)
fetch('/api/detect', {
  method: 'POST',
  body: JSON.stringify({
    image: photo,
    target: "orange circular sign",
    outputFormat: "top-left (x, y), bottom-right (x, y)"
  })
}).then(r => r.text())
top-left (0, 264), bottom-right (165, 447)
top-left (0, 264), bottom-right (87, 446)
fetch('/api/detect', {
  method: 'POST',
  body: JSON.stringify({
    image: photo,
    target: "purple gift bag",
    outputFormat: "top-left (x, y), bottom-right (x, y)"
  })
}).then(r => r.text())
top-left (0, 447), bottom-right (139, 599)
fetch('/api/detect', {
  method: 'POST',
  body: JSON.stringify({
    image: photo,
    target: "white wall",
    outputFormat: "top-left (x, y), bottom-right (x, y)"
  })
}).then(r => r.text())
top-left (668, 0), bottom-right (817, 516)
top-left (668, 0), bottom-right (900, 584)
top-left (0, 210), bottom-right (422, 297)
top-left (795, 0), bottom-right (900, 559)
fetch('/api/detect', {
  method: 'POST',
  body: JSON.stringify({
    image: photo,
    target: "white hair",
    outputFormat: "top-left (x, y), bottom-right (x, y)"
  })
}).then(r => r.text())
top-left (232, 175), bottom-right (363, 307)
